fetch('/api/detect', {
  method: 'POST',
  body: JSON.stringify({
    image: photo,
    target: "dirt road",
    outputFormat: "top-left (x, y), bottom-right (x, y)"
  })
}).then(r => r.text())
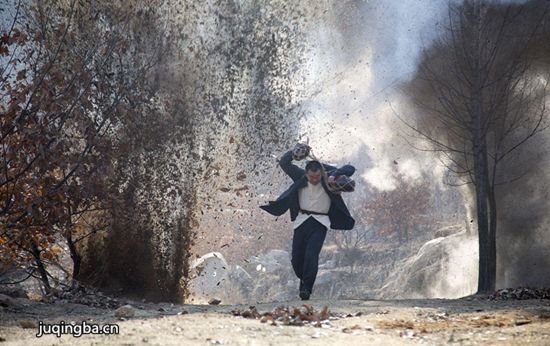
top-left (1, 296), bottom-right (550, 345)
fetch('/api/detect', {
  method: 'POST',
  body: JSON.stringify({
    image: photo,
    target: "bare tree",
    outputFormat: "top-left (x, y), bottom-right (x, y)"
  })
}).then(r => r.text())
top-left (400, 0), bottom-right (549, 293)
top-left (331, 227), bottom-right (371, 274)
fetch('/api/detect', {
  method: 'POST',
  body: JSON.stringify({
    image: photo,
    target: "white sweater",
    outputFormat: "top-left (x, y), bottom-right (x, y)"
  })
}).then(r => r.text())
top-left (294, 181), bottom-right (331, 230)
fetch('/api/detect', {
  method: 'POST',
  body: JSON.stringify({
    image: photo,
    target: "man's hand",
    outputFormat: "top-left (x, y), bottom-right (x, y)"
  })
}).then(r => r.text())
top-left (294, 143), bottom-right (311, 151)
top-left (292, 143), bottom-right (311, 161)
top-left (327, 175), bottom-right (342, 194)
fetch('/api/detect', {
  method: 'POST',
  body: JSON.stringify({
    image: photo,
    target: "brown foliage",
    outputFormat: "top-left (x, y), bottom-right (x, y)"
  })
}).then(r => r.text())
top-left (364, 172), bottom-right (432, 243)
top-left (0, 0), bottom-right (162, 293)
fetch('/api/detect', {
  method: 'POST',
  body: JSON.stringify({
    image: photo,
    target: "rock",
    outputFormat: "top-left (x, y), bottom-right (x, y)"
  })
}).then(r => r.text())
top-left (229, 265), bottom-right (252, 282)
top-left (379, 230), bottom-right (477, 299)
top-left (191, 252), bottom-right (228, 276)
top-left (0, 294), bottom-right (16, 307)
top-left (246, 249), bottom-right (291, 274)
top-left (115, 305), bottom-right (136, 318)
top-left (19, 320), bottom-right (36, 329)
top-left (342, 325), bottom-right (362, 333)
top-left (208, 298), bottom-right (221, 305)
top-left (319, 259), bottom-right (337, 270)
top-left (515, 319), bottom-right (532, 326)
top-left (315, 269), bottom-right (348, 286)
top-left (240, 249), bottom-right (297, 303)
top-left (189, 252), bottom-right (229, 299)
top-left (225, 265), bottom-right (253, 296)
top-left (434, 225), bottom-right (463, 238)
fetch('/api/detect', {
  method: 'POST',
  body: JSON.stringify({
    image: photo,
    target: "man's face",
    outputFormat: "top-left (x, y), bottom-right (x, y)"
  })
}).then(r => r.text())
top-left (305, 169), bottom-right (322, 185)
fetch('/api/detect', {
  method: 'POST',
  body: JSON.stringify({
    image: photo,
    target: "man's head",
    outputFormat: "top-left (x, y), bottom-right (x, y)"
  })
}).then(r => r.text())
top-left (305, 160), bottom-right (323, 185)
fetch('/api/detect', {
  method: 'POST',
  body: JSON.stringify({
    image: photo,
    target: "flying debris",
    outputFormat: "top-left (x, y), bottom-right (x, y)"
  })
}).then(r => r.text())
top-left (236, 172), bottom-right (247, 181)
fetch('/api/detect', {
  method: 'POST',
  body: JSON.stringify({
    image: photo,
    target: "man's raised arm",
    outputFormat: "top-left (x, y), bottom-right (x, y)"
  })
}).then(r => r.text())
top-left (332, 164), bottom-right (355, 177)
top-left (279, 149), bottom-right (305, 182)
top-left (323, 163), bottom-right (355, 177)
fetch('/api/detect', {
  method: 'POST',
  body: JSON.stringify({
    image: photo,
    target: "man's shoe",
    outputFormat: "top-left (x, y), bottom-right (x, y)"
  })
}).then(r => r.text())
top-left (299, 290), bottom-right (310, 301)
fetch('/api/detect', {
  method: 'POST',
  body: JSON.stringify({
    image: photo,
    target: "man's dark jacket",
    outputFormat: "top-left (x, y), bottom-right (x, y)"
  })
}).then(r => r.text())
top-left (260, 150), bottom-right (355, 230)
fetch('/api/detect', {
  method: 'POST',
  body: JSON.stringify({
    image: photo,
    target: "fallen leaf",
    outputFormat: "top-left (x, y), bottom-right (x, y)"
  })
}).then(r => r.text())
top-left (19, 320), bottom-right (36, 329)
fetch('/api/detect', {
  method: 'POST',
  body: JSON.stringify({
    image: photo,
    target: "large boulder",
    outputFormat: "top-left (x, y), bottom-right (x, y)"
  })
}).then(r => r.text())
top-left (244, 249), bottom-right (295, 302)
top-left (378, 229), bottom-right (477, 299)
top-left (228, 265), bottom-right (253, 284)
top-left (222, 265), bottom-right (254, 302)
top-left (188, 252), bottom-right (229, 303)
top-left (245, 249), bottom-right (291, 275)
top-left (315, 269), bottom-right (349, 286)
top-left (318, 259), bottom-right (337, 270)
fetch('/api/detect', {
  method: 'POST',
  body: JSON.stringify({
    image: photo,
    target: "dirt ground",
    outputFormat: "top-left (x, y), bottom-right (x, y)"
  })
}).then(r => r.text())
top-left (1, 295), bottom-right (550, 345)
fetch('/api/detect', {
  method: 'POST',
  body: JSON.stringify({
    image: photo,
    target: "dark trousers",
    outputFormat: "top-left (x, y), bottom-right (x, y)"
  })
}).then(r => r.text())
top-left (291, 216), bottom-right (327, 294)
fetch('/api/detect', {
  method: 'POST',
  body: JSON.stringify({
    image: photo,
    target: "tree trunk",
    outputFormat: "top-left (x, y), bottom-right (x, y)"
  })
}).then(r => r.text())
top-left (66, 233), bottom-right (81, 289)
top-left (65, 201), bottom-right (81, 289)
top-left (473, 134), bottom-right (492, 294)
top-left (470, 0), bottom-right (495, 294)
top-left (30, 241), bottom-right (51, 294)
top-left (487, 184), bottom-right (497, 291)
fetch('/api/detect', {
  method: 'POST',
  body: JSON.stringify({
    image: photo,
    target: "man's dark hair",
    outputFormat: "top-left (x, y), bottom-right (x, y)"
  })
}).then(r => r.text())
top-left (305, 160), bottom-right (322, 172)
